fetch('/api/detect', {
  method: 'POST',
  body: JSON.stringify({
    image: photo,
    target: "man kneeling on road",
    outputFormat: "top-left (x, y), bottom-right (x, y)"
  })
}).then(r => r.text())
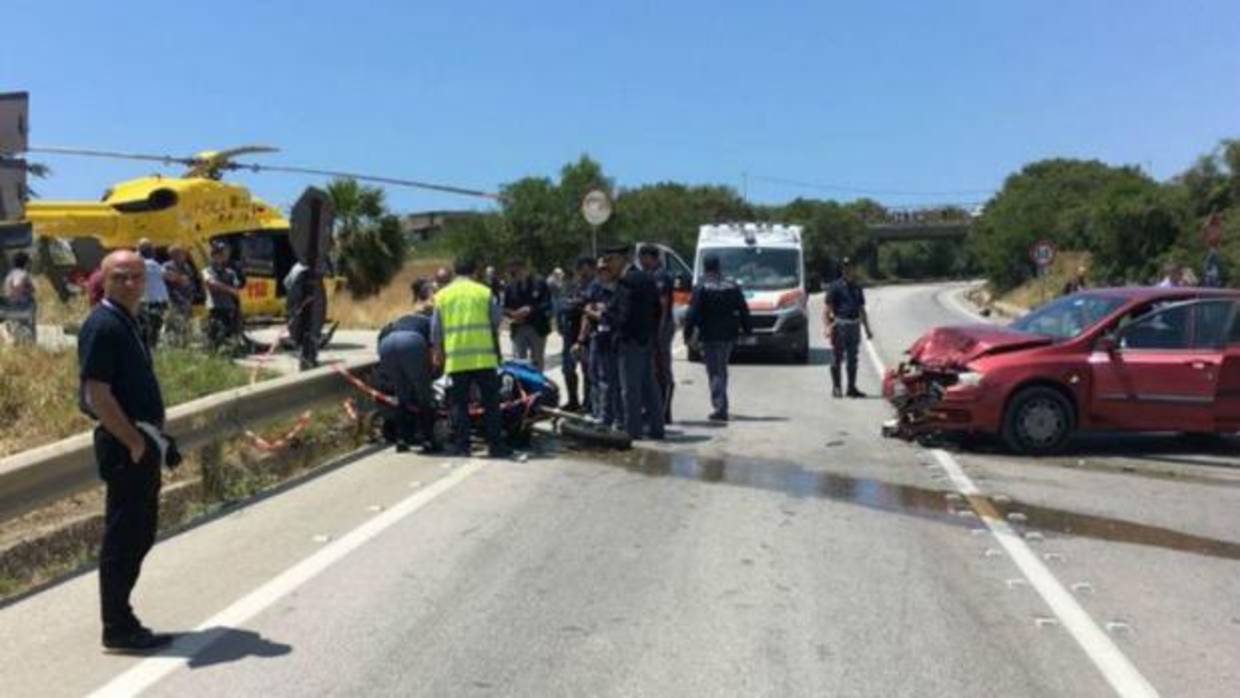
top-left (79, 250), bottom-right (182, 653)
top-left (378, 277), bottom-right (440, 453)
top-left (684, 254), bottom-right (751, 422)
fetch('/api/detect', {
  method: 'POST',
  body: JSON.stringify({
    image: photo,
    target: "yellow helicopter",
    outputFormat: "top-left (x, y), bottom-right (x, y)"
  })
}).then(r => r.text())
top-left (21, 144), bottom-right (498, 322)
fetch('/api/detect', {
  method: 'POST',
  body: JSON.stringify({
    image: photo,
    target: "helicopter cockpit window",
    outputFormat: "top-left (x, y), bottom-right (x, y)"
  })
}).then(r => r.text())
top-left (241, 234), bottom-right (276, 276)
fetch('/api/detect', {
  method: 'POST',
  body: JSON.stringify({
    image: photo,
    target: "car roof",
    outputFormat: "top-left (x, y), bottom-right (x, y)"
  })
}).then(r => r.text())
top-left (1082, 287), bottom-right (1240, 303)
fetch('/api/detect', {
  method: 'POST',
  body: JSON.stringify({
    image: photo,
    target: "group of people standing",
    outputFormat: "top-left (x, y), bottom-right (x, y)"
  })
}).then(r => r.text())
top-left (84, 239), bottom-right (247, 354)
top-left (559, 244), bottom-right (674, 440)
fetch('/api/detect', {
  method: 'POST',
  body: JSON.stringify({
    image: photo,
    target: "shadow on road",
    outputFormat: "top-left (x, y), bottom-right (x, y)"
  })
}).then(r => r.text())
top-left (186, 627), bottom-right (292, 670)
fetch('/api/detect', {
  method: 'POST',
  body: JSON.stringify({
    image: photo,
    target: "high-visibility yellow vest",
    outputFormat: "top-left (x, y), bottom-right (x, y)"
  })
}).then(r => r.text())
top-left (435, 278), bottom-right (498, 374)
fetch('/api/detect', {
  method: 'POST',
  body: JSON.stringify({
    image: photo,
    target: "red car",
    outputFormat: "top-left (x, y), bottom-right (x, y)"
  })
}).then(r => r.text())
top-left (883, 287), bottom-right (1240, 454)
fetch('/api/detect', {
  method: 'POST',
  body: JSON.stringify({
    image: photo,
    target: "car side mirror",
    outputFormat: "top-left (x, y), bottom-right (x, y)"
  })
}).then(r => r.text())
top-left (1096, 335), bottom-right (1118, 354)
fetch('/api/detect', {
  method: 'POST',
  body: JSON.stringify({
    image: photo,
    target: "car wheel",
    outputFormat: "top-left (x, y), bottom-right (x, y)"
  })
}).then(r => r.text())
top-left (1001, 386), bottom-right (1074, 455)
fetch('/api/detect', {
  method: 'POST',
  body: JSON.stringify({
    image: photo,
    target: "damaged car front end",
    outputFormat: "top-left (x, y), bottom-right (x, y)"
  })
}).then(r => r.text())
top-left (881, 325), bottom-right (1053, 442)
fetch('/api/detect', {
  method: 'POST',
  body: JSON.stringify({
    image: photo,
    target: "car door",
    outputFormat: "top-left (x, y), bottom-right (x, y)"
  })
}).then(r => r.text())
top-left (1216, 301), bottom-right (1240, 431)
top-left (1090, 300), bottom-right (1230, 432)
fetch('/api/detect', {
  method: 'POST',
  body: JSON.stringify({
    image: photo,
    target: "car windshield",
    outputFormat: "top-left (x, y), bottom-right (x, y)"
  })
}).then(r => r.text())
top-left (1008, 293), bottom-right (1126, 339)
top-left (705, 247), bottom-right (801, 291)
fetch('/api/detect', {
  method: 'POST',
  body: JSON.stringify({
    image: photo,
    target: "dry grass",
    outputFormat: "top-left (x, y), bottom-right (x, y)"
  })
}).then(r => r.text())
top-left (997, 251), bottom-right (1092, 310)
top-left (30, 276), bottom-right (90, 330)
top-left (330, 257), bottom-right (449, 329)
top-left (0, 346), bottom-right (260, 459)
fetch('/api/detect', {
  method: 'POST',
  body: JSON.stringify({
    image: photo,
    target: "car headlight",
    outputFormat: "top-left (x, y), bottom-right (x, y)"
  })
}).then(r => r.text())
top-left (955, 371), bottom-right (984, 388)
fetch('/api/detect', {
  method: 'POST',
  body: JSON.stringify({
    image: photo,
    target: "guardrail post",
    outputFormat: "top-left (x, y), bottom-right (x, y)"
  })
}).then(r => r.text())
top-left (199, 442), bottom-right (225, 501)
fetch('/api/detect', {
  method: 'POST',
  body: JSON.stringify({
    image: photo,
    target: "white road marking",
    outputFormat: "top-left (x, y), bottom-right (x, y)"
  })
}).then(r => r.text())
top-left (937, 284), bottom-right (996, 324)
top-left (862, 332), bottom-right (1159, 698)
top-left (88, 460), bottom-right (486, 698)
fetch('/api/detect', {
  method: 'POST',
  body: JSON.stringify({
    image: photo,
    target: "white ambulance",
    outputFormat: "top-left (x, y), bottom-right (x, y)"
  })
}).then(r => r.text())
top-left (691, 222), bottom-right (809, 363)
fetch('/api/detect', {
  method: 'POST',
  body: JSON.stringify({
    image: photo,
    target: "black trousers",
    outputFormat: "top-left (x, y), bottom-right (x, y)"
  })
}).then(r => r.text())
top-left (95, 429), bottom-right (162, 635)
top-left (448, 368), bottom-right (502, 453)
top-left (830, 322), bottom-right (862, 390)
top-left (207, 307), bottom-right (239, 352)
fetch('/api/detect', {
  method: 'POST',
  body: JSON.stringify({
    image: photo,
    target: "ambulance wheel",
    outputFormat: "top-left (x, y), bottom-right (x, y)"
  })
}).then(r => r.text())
top-left (794, 328), bottom-right (810, 363)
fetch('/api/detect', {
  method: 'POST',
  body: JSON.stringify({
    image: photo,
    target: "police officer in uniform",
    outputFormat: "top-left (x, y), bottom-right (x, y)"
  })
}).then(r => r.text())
top-left (578, 257), bottom-right (622, 427)
top-left (605, 245), bottom-right (665, 441)
top-left (824, 258), bottom-right (873, 398)
top-left (503, 258), bottom-right (553, 370)
top-left (379, 278), bottom-right (438, 453)
top-left (638, 245), bottom-right (676, 424)
top-left (558, 256), bottom-right (595, 412)
top-left (431, 258), bottom-right (510, 458)
top-left (684, 254), bottom-right (752, 421)
top-left (79, 250), bottom-right (179, 652)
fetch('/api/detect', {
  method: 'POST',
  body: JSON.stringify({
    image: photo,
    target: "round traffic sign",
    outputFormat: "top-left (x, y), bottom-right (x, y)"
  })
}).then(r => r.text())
top-left (1030, 239), bottom-right (1056, 268)
top-left (581, 189), bottom-right (612, 227)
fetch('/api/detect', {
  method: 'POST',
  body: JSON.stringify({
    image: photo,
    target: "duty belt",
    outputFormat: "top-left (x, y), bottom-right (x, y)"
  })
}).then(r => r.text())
top-left (834, 317), bottom-right (861, 325)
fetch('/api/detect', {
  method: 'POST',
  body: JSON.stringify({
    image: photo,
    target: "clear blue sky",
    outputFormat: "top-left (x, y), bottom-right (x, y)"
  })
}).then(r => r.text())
top-left (5, 0), bottom-right (1238, 214)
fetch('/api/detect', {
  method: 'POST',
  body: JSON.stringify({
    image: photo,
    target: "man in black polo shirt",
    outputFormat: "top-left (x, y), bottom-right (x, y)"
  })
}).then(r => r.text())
top-left (824, 258), bottom-right (874, 398)
top-left (78, 250), bottom-right (175, 653)
top-left (604, 245), bottom-right (665, 440)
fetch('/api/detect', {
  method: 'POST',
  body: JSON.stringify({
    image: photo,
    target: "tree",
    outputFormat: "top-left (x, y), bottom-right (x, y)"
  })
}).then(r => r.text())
top-left (327, 178), bottom-right (409, 297)
top-left (968, 159), bottom-right (1149, 291)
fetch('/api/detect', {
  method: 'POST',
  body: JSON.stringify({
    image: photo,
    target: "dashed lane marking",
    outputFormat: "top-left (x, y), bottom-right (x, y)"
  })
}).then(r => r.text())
top-left (862, 332), bottom-right (1159, 698)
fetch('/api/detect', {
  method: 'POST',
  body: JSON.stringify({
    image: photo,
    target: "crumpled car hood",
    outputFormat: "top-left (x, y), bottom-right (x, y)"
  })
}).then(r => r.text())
top-left (905, 325), bottom-right (1053, 369)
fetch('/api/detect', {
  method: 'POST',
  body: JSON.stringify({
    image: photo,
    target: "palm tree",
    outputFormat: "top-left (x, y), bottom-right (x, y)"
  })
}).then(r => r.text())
top-left (326, 178), bottom-right (408, 297)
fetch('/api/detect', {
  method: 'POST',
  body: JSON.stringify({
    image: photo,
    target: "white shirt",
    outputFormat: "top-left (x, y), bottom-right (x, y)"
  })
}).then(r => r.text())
top-left (143, 258), bottom-right (170, 303)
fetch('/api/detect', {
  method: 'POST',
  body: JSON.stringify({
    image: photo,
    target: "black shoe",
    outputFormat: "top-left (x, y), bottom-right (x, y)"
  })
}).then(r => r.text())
top-left (708, 412), bottom-right (728, 422)
top-left (395, 442), bottom-right (412, 453)
top-left (419, 441), bottom-right (443, 455)
top-left (103, 627), bottom-right (174, 654)
top-left (489, 446), bottom-right (514, 459)
top-left (832, 386), bottom-right (843, 398)
top-left (563, 401), bottom-right (582, 413)
top-left (847, 388), bottom-right (867, 399)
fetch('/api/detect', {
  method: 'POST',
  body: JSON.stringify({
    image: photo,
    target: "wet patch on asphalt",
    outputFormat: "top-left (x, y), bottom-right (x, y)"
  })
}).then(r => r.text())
top-left (568, 448), bottom-right (1240, 562)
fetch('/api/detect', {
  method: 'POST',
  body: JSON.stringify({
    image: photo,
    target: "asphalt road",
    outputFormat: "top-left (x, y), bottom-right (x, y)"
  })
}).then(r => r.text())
top-left (2, 282), bottom-right (1238, 697)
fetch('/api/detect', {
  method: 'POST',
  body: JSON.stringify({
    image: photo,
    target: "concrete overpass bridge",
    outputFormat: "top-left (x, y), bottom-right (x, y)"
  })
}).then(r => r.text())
top-left (864, 203), bottom-right (982, 243)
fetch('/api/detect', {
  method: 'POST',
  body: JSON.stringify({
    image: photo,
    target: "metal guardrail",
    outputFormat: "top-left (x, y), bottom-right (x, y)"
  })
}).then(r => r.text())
top-left (0, 357), bottom-right (378, 524)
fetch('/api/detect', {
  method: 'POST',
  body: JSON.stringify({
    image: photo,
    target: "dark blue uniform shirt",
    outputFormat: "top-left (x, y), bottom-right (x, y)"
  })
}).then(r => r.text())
top-left (584, 280), bottom-right (617, 342)
top-left (378, 313), bottom-right (432, 344)
top-left (827, 279), bottom-right (866, 320)
top-left (613, 266), bottom-right (660, 344)
top-left (503, 275), bottom-right (553, 335)
top-left (78, 300), bottom-right (166, 427)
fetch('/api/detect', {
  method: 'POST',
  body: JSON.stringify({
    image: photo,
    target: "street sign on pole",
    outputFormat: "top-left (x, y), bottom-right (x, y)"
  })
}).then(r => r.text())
top-left (290, 186), bottom-right (334, 273)
top-left (1029, 239), bottom-right (1056, 270)
top-left (0, 92), bottom-right (28, 155)
top-left (581, 189), bottom-right (611, 258)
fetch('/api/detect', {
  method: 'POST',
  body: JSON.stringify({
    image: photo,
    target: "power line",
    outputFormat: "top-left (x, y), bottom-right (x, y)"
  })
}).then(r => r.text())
top-left (749, 173), bottom-right (995, 198)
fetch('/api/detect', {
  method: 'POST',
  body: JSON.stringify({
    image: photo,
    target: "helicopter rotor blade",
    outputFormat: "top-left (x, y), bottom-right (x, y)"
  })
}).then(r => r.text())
top-left (24, 145), bottom-right (197, 168)
top-left (239, 162), bottom-right (501, 200)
